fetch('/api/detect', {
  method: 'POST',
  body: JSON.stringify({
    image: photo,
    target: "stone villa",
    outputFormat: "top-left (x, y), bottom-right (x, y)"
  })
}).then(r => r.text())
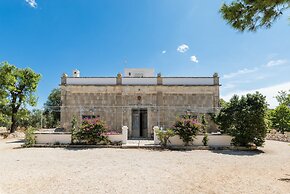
top-left (60, 69), bottom-right (220, 139)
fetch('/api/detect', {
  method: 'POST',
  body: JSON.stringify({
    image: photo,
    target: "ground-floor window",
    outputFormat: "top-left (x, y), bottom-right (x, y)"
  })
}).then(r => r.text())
top-left (82, 115), bottom-right (96, 120)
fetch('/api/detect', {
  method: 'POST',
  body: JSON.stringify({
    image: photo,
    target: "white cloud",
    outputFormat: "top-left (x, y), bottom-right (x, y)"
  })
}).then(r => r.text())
top-left (25, 0), bottom-right (37, 8)
top-left (190, 55), bottom-right (198, 63)
top-left (265, 59), bottom-right (288, 67)
top-left (162, 50), bottom-right (166, 54)
top-left (177, 44), bottom-right (189, 53)
top-left (222, 82), bottom-right (290, 108)
top-left (223, 68), bottom-right (258, 79)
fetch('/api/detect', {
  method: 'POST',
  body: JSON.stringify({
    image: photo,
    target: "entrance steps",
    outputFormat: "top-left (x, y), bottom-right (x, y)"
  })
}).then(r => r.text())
top-left (123, 140), bottom-right (156, 148)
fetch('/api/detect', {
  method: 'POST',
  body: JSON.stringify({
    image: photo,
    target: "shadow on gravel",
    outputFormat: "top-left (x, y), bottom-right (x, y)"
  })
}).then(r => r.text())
top-left (210, 149), bottom-right (264, 156)
top-left (64, 147), bottom-right (97, 151)
top-left (278, 178), bottom-right (290, 182)
top-left (6, 139), bottom-right (24, 144)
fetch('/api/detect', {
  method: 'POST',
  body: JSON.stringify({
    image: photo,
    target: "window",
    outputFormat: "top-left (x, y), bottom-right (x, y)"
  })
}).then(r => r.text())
top-left (82, 115), bottom-right (96, 120)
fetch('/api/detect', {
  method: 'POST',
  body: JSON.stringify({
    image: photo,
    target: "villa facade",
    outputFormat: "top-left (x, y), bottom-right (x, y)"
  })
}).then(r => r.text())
top-left (60, 69), bottom-right (220, 139)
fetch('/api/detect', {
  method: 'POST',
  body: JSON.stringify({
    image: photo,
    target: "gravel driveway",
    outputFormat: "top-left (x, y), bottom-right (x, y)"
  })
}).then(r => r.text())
top-left (0, 138), bottom-right (289, 194)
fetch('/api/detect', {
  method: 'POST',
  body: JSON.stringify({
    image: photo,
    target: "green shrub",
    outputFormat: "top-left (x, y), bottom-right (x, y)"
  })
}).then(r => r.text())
top-left (202, 133), bottom-right (209, 146)
top-left (216, 92), bottom-right (268, 147)
top-left (156, 128), bottom-right (175, 147)
top-left (24, 127), bottom-right (36, 146)
top-left (74, 118), bottom-right (109, 145)
top-left (270, 104), bottom-right (290, 133)
top-left (173, 116), bottom-right (201, 146)
top-left (71, 116), bottom-right (78, 144)
top-left (201, 114), bottom-right (208, 133)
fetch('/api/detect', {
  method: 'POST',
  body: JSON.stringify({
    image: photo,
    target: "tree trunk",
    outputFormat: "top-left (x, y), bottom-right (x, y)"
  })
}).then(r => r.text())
top-left (10, 111), bottom-right (17, 133)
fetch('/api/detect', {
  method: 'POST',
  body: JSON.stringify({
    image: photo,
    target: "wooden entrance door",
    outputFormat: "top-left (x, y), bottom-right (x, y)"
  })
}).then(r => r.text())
top-left (131, 109), bottom-right (147, 138)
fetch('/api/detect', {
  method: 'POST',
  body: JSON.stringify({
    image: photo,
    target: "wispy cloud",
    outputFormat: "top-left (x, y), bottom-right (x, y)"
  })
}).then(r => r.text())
top-left (223, 83), bottom-right (236, 89)
top-left (190, 55), bottom-right (198, 63)
top-left (223, 68), bottom-right (258, 79)
top-left (222, 82), bottom-right (290, 108)
top-left (222, 76), bottom-right (267, 92)
top-left (265, 59), bottom-right (288, 67)
top-left (25, 0), bottom-right (37, 8)
top-left (177, 44), bottom-right (189, 53)
top-left (162, 50), bottom-right (166, 54)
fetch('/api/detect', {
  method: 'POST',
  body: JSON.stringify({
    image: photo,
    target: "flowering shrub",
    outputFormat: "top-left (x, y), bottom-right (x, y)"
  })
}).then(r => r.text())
top-left (74, 118), bottom-right (109, 144)
top-left (173, 117), bottom-right (202, 146)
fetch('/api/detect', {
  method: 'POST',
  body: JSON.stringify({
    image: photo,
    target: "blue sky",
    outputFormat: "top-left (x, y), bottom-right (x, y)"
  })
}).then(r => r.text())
top-left (0, 0), bottom-right (289, 108)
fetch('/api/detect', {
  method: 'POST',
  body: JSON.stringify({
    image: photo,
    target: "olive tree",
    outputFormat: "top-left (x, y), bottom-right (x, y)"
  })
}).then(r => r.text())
top-left (0, 62), bottom-right (41, 133)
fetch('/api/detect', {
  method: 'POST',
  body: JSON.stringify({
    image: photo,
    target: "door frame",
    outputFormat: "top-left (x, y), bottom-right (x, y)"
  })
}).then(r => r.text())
top-left (130, 108), bottom-right (148, 139)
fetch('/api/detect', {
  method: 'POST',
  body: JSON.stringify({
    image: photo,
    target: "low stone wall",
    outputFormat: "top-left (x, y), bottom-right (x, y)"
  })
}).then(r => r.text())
top-left (153, 128), bottom-right (233, 147)
top-left (107, 134), bottom-right (123, 143)
top-left (34, 132), bottom-right (71, 144)
top-left (34, 126), bottom-right (129, 145)
top-left (166, 135), bottom-right (233, 146)
top-left (207, 135), bottom-right (233, 147)
top-left (266, 130), bottom-right (289, 142)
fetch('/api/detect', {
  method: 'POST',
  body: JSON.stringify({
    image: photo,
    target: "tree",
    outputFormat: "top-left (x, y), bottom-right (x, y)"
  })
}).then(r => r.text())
top-left (0, 112), bottom-right (10, 128)
top-left (220, 0), bottom-right (290, 32)
top-left (275, 90), bottom-right (290, 106)
top-left (0, 62), bottom-right (41, 133)
top-left (29, 109), bottom-right (43, 128)
top-left (43, 88), bottom-right (61, 128)
top-left (216, 92), bottom-right (268, 146)
top-left (270, 104), bottom-right (290, 133)
top-left (270, 90), bottom-right (290, 133)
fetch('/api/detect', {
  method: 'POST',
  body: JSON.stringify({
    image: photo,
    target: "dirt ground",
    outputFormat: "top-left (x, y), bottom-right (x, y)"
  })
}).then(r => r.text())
top-left (0, 138), bottom-right (289, 194)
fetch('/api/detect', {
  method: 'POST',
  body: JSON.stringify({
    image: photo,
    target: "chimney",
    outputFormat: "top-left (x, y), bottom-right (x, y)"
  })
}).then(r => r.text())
top-left (73, 69), bottom-right (80, 77)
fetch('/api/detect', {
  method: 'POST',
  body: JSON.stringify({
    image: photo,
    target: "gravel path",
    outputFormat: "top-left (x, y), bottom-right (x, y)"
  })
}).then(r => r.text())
top-left (0, 138), bottom-right (289, 194)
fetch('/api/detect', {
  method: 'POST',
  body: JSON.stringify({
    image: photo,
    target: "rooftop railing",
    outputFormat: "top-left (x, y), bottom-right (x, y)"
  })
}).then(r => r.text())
top-left (64, 76), bottom-right (218, 86)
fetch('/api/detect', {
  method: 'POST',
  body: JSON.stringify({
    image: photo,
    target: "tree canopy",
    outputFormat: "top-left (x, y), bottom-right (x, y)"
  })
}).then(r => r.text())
top-left (270, 104), bottom-right (290, 133)
top-left (270, 90), bottom-right (290, 133)
top-left (44, 88), bottom-right (61, 128)
top-left (275, 90), bottom-right (290, 106)
top-left (220, 0), bottom-right (290, 31)
top-left (216, 92), bottom-right (268, 146)
top-left (0, 62), bottom-right (41, 133)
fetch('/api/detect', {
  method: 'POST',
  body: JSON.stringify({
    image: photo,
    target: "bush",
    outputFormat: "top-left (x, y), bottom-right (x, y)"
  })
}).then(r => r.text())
top-left (202, 133), bottom-right (209, 146)
top-left (173, 116), bottom-right (202, 146)
top-left (74, 118), bottom-right (109, 145)
top-left (156, 128), bottom-right (175, 147)
top-left (201, 114), bottom-right (207, 133)
top-left (216, 92), bottom-right (268, 147)
top-left (24, 127), bottom-right (36, 146)
top-left (71, 116), bottom-right (78, 144)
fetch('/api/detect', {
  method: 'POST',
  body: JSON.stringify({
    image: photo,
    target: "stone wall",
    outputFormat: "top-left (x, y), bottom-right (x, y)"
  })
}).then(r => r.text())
top-left (266, 130), bottom-right (289, 142)
top-left (60, 85), bottom-right (220, 136)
